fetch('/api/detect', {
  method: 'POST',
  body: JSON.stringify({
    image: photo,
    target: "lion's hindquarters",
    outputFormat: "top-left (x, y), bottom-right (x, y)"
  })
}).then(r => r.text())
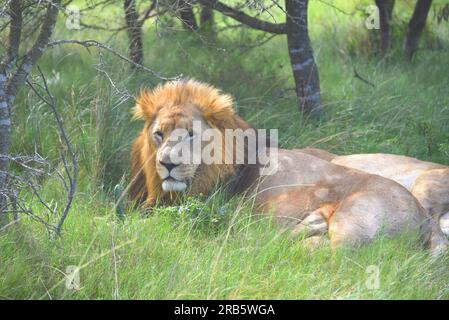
top-left (328, 184), bottom-right (431, 251)
top-left (411, 168), bottom-right (449, 230)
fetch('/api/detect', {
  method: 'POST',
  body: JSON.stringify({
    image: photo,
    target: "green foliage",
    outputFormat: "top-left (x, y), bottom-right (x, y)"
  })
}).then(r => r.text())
top-left (152, 196), bottom-right (234, 235)
top-left (1, 198), bottom-right (448, 299)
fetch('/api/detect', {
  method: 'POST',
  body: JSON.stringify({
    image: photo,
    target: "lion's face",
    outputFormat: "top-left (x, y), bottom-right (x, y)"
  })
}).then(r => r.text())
top-left (150, 103), bottom-right (213, 193)
top-left (131, 79), bottom-right (248, 203)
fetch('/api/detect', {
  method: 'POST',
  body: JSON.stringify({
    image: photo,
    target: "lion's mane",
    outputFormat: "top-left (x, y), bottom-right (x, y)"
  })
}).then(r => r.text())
top-left (129, 79), bottom-right (251, 206)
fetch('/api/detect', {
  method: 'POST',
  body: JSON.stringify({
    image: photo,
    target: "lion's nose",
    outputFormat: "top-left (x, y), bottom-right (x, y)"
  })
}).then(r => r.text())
top-left (160, 161), bottom-right (178, 172)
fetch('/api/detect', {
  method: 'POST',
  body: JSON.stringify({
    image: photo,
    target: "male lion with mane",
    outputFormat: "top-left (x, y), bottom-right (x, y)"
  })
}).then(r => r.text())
top-left (130, 79), bottom-right (447, 256)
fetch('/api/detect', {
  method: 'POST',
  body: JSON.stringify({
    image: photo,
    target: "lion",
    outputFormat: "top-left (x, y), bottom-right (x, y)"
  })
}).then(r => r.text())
top-left (129, 79), bottom-right (448, 255)
top-left (300, 148), bottom-right (449, 237)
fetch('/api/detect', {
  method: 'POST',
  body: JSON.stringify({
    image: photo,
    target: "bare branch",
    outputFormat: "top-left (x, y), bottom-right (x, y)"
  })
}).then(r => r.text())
top-left (138, 0), bottom-right (158, 26)
top-left (353, 67), bottom-right (375, 88)
top-left (26, 66), bottom-right (79, 236)
top-left (198, 0), bottom-right (287, 34)
top-left (7, 0), bottom-right (61, 99)
top-left (47, 39), bottom-right (181, 81)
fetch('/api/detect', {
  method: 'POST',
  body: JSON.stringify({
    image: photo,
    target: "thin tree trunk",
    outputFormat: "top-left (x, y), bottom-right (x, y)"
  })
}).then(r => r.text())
top-left (0, 0), bottom-right (22, 226)
top-left (1, 0), bottom-right (60, 226)
top-left (124, 0), bottom-right (144, 66)
top-left (285, 0), bottom-right (322, 118)
top-left (375, 0), bottom-right (395, 55)
top-left (200, 3), bottom-right (214, 30)
top-left (405, 0), bottom-right (433, 58)
top-left (178, 0), bottom-right (198, 30)
top-left (0, 68), bottom-right (11, 226)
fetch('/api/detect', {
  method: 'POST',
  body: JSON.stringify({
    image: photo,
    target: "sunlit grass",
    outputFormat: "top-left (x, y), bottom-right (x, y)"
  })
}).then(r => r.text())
top-left (1, 193), bottom-right (449, 299)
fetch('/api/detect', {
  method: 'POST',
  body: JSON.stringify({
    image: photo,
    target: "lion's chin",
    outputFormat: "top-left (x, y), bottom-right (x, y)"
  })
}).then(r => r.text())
top-left (161, 179), bottom-right (188, 193)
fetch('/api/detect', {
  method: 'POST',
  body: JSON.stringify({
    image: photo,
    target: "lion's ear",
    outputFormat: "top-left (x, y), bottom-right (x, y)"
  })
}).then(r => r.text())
top-left (132, 89), bottom-right (158, 122)
top-left (202, 93), bottom-right (238, 128)
top-left (232, 115), bottom-right (253, 130)
top-left (132, 103), bottom-right (145, 120)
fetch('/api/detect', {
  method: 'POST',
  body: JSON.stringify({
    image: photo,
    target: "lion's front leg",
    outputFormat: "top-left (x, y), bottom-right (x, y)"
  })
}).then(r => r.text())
top-left (291, 206), bottom-right (332, 238)
top-left (288, 206), bottom-right (334, 251)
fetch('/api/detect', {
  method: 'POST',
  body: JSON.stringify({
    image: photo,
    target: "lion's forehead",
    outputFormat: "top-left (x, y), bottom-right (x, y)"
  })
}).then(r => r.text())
top-left (155, 105), bottom-right (204, 131)
top-left (158, 116), bottom-right (191, 131)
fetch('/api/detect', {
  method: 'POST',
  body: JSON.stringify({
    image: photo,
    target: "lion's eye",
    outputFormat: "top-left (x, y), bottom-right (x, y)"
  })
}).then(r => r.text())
top-left (154, 131), bottom-right (163, 140)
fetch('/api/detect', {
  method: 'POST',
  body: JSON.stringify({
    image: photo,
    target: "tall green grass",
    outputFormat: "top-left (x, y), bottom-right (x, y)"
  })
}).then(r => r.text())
top-left (2, 195), bottom-right (449, 299)
top-left (1, 0), bottom-right (449, 299)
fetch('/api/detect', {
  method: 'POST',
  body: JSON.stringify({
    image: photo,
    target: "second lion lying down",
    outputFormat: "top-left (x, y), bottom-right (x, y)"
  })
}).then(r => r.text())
top-left (300, 148), bottom-right (449, 237)
top-left (130, 79), bottom-right (448, 256)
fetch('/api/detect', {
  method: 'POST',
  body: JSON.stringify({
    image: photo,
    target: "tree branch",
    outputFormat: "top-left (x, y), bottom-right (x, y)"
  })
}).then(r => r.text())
top-left (47, 39), bottom-right (180, 81)
top-left (5, 0), bottom-right (23, 70)
top-left (26, 66), bottom-right (79, 236)
top-left (353, 66), bottom-right (375, 88)
top-left (198, 0), bottom-right (287, 34)
top-left (6, 0), bottom-right (61, 99)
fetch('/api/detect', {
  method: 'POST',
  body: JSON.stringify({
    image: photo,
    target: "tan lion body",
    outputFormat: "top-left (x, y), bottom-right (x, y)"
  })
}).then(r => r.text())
top-left (130, 80), bottom-right (447, 255)
top-left (300, 150), bottom-right (449, 237)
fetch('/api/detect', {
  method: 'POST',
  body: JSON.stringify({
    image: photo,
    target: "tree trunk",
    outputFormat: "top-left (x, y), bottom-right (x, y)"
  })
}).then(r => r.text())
top-left (1, 0), bottom-right (60, 226)
top-left (200, 3), bottom-right (214, 30)
top-left (178, 0), bottom-right (198, 30)
top-left (0, 68), bottom-right (11, 227)
top-left (405, 0), bottom-right (433, 58)
top-left (375, 0), bottom-right (395, 55)
top-left (0, 0), bottom-right (22, 226)
top-left (285, 0), bottom-right (322, 119)
top-left (124, 0), bottom-right (144, 66)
